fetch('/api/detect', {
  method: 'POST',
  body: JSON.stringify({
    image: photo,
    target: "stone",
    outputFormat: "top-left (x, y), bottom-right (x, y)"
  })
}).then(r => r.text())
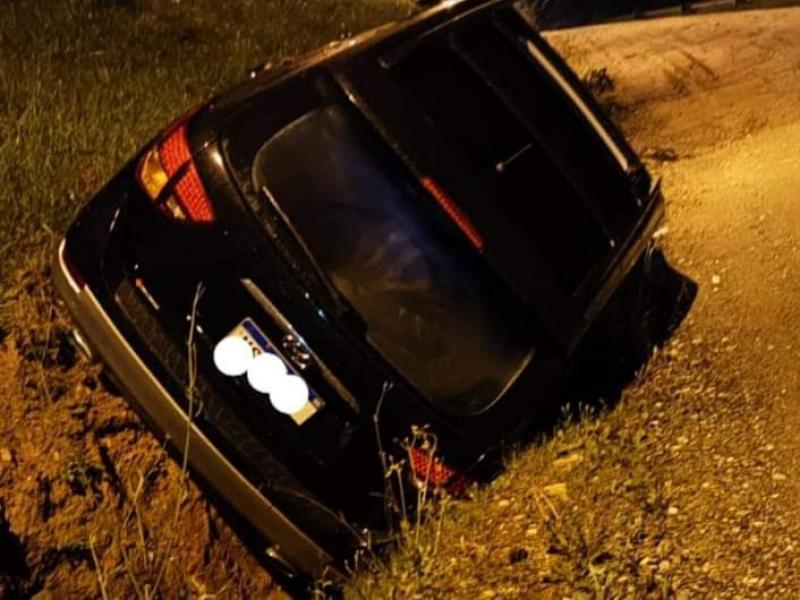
top-left (542, 483), bottom-right (568, 502)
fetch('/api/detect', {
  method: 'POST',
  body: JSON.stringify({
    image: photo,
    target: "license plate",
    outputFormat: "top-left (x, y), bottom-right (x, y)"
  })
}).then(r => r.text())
top-left (226, 318), bottom-right (323, 425)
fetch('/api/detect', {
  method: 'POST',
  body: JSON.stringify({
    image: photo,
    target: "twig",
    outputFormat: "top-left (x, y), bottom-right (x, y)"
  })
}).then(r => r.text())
top-left (120, 539), bottom-right (146, 600)
top-left (118, 465), bottom-right (159, 597)
top-left (89, 533), bottom-right (111, 600)
top-left (148, 282), bottom-right (204, 599)
top-left (373, 381), bottom-right (396, 522)
top-left (432, 494), bottom-right (449, 558)
top-left (415, 432), bottom-right (437, 546)
top-left (373, 381), bottom-right (393, 477)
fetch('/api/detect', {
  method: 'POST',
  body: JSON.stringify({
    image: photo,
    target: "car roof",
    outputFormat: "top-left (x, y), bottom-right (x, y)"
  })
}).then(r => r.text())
top-left (275, 0), bottom-right (512, 74)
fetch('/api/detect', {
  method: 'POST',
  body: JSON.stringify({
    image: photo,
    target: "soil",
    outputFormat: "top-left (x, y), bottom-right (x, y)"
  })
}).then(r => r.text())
top-left (0, 265), bottom-right (287, 597)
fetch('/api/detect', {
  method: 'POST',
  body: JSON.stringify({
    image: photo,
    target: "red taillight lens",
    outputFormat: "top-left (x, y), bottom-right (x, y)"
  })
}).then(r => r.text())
top-left (420, 177), bottom-right (484, 250)
top-left (136, 117), bottom-right (216, 223)
top-left (409, 447), bottom-right (471, 496)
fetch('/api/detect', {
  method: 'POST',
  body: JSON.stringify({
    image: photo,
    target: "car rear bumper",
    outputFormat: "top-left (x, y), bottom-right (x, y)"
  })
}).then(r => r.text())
top-left (53, 237), bottom-right (343, 584)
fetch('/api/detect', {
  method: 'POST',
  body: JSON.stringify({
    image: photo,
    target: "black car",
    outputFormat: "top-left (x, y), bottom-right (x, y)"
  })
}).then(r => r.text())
top-left (54, 0), bottom-right (670, 586)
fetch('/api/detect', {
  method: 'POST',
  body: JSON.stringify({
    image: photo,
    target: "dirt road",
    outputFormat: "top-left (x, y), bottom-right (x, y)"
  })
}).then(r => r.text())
top-left (549, 7), bottom-right (800, 594)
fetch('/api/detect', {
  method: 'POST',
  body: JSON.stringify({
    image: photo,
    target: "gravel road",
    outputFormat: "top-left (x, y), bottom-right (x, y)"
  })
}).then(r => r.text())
top-left (549, 7), bottom-right (800, 594)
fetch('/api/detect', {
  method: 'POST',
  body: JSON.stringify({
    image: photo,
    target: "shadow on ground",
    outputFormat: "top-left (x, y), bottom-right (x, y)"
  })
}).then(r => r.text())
top-left (494, 248), bottom-right (698, 459)
top-left (564, 248), bottom-right (698, 423)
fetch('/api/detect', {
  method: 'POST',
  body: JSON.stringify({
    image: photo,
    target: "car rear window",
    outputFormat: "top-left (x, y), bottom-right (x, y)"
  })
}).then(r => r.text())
top-left (388, 11), bottom-right (638, 293)
top-left (252, 103), bottom-right (534, 416)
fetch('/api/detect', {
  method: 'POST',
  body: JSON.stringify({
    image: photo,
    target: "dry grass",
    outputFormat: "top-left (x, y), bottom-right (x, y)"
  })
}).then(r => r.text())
top-left (348, 349), bottom-right (693, 598)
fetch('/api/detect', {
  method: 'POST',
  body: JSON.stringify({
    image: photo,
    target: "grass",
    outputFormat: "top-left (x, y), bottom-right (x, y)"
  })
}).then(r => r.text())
top-left (348, 359), bottom-right (685, 599)
top-left (0, 0), bottom-right (413, 279)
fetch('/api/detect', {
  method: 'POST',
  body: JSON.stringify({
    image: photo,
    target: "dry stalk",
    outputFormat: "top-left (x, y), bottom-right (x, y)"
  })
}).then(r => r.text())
top-left (89, 532), bottom-right (111, 600)
top-left (148, 282), bottom-right (204, 599)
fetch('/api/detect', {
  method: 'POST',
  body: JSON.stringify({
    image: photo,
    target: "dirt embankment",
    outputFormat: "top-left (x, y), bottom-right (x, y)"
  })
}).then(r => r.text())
top-left (0, 261), bottom-right (286, 598)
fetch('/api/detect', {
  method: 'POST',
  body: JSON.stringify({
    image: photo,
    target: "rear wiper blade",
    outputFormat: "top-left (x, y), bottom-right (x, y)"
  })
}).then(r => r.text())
top-left (259, 185), bottom-right (366, 334)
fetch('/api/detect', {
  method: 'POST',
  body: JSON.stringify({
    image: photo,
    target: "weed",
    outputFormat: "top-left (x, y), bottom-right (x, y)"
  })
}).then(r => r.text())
top-left (61, 451), bottom-right (103, 499)
top-left (583, 67), bottom-right (616, 95)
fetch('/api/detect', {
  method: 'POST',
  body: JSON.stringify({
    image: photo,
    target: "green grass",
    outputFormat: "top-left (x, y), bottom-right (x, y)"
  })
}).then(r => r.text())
top-left (0, 0), bottom-right (413, 279)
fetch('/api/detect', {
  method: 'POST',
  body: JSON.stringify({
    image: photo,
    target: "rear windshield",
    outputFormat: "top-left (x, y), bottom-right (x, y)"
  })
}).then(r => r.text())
top-left (252, 103), bottom-right (533, 416)
top-left (388, 10), bottom-right (638, 292)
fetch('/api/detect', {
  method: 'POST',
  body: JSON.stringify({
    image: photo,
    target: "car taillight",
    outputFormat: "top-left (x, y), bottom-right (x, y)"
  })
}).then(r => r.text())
top-left (420, 177), bottom-right (484, 250)
top-left (136, 116), bottom-right (216, 223)
top-left (408, 447), bottom-right (471, 496)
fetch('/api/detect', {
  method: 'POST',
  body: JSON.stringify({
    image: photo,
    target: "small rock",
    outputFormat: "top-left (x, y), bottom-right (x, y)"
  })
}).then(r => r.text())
top-left (509, 548), bottom-right (529, 564)
top-left (653, 225), bottom-right (670, 239)
top-left (658, 560), bottom-right (671, 573)
top-left (542, 483), bottom-right (568, 502)
top-left (657, 539), bottom-right (673, 556)
top-left (667, 505), bottom-right (679, 516)
top-left (497, 499), bottom-right (510, 508)
top-left (0, 448), bottom-right (11, 463)
top-left (525, 527), bottom-right (537, 537)
top-left (772, 472), bottom-right (787, 481)
top-left (553, 453), bottom-right (584, 471)
top-left (711, 274), bottom-right (721, 285)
